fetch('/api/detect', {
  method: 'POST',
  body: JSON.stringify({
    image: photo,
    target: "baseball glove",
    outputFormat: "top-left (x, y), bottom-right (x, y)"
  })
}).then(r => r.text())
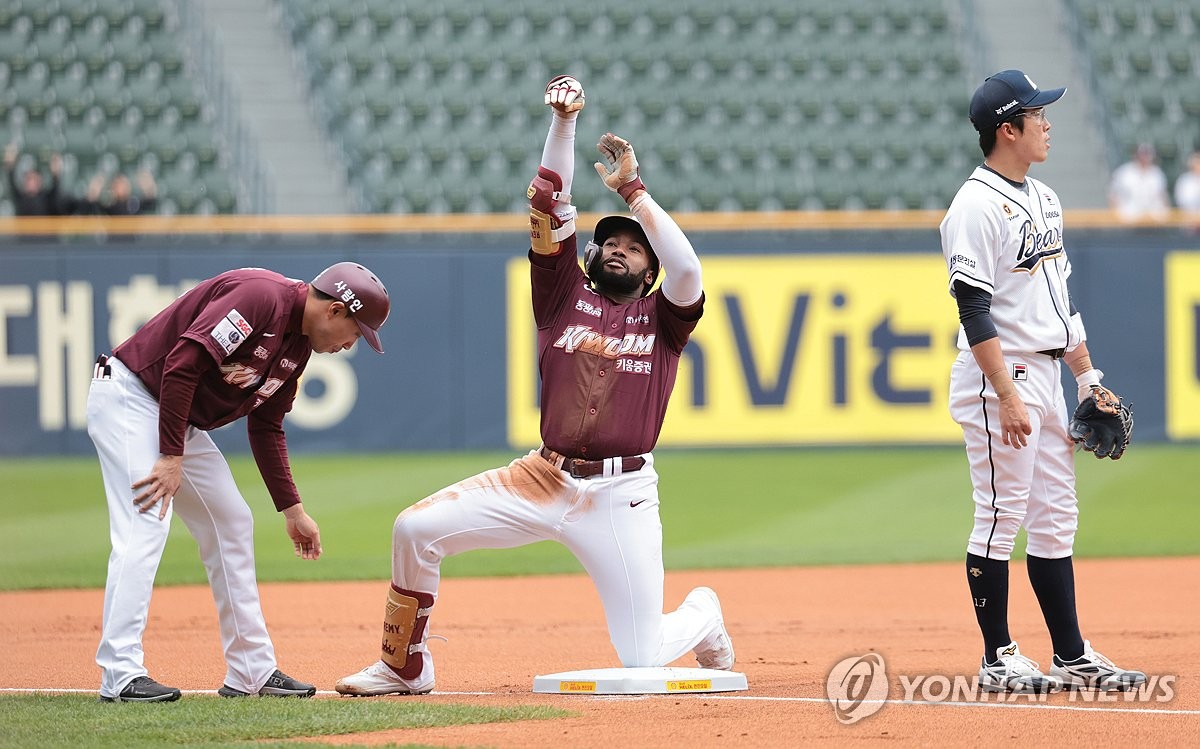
top-left (1069, 385), bottom-right (1133, 460)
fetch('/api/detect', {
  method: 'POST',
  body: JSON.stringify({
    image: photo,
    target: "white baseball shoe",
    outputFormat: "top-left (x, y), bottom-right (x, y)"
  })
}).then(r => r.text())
top-left (978, 641), bottom-right (1060, 693)
top-left (335, 660), bottom-right (434, 696)
top-left (1050, 640), bottom-right (1147, 691)
top-left (689, 587), bottom-right (735, 671)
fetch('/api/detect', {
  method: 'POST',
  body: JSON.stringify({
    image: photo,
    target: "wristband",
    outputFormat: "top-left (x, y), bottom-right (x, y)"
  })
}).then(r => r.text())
top-left (1074, 368), bottom-right (1102, 389)
top-left (1075, 368), bottom-right (1103, 402)
top-left (617, 176), bottom-right (646, 203)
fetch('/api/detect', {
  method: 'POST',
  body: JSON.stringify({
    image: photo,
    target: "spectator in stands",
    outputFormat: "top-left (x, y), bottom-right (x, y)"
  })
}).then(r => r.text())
top-left (1174, 151), bottom-right (1200, 217)
top-left (4, 142), bottom-right (64, 216)
top-left (82, 170), bottom-right (159, 215)
top-left (1108, 143), bottom-right (1170, 223)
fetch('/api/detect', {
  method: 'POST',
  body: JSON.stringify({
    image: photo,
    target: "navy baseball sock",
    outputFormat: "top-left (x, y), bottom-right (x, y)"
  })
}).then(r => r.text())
top-left (1026, 554), bottom-right (1085, 661)
top-left (966, 553), bottom-right (1012, 662)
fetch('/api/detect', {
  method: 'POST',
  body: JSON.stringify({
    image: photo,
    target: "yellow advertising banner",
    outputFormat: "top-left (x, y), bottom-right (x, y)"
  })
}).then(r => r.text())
top-left (507, 255), bottom-right (963, 447)
top-left (1165, 253), bottom-right (1200, 439)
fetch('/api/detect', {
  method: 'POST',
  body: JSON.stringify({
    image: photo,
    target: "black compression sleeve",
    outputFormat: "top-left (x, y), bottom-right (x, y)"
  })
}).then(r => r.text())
top-left (954, 281), bottom-right (998, 346)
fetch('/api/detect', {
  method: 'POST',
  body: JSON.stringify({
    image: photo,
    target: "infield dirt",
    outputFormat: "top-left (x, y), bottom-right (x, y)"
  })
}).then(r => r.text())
top-left (3, 557), bottom-right (1198, 747)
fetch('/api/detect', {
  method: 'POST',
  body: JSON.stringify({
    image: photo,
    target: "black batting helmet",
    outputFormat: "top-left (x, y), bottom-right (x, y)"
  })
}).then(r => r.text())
top-left (583, 215), bottom-right (660, 296)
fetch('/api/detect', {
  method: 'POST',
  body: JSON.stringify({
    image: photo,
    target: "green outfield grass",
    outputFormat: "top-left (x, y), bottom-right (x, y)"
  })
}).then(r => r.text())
top-left (0, 694), bottom-right (566, 748)
top-left (0, 445), bottom-right (1195, 591)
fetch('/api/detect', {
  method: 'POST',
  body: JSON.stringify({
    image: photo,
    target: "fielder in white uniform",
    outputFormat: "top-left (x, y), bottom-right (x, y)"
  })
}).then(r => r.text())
top-left (941, 70), bottom-right (1145, 693)
top-left (335, 76), bottom-right (734, 697)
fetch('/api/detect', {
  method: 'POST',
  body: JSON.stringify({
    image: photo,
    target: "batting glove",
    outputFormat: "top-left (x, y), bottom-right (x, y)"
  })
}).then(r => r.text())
top-left (545, 75), bottom-right (585, 115)
top-left (593, 132), bottom-right (646, 203)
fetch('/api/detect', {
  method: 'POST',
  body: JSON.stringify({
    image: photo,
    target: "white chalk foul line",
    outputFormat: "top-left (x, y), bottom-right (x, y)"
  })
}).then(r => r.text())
top-left (3, 688), bottom-right (1198, 715)
top-left (659, 694), bottom-right (1200, 716)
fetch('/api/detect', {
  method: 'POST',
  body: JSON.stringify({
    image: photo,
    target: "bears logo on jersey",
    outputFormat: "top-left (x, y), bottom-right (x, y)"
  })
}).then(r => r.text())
top-left (1013, 221), bottom-right (1063, 274)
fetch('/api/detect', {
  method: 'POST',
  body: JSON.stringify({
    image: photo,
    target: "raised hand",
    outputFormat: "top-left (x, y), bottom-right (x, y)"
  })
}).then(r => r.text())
top-left (593, 132), bottom-right (645, 202)
top-left (545, 75), bottom-right (585, 115)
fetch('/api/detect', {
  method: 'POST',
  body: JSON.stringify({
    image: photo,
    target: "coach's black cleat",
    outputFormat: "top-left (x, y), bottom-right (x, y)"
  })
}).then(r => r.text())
top-left (218, 669), bottom-right (316, 698)
top-left (98, 676), bottom-right (182, 703)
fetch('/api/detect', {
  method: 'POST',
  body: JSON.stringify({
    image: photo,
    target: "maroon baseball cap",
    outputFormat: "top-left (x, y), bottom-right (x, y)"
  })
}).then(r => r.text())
top-left (310, 262), bottom-right (389, 353)
top-left (969, 69), bottom-right (1066, 132)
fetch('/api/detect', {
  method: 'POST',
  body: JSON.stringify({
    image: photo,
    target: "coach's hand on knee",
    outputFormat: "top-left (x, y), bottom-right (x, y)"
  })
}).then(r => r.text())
top-left (132, 454), bottom-right (183, 519)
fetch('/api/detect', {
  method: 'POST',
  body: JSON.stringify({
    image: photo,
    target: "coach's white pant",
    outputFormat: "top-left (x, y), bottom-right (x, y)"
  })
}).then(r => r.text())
top-left (86, 357), bottom-right (276, 698)
top-left (949, 351), bottom-right (1079, 561)
top-left (392, 450), bottom-right (721, 668)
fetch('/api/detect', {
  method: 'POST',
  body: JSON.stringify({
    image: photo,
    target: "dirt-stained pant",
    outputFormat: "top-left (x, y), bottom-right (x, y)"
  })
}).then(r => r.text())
top-left (392, 449), bottom-right (721, 669)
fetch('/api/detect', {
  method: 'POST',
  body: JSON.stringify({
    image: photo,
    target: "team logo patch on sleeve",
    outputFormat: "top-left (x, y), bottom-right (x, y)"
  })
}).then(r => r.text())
top-left (211, 308), bottom-right (254, 355)
top-left (1012, 363), bottom-right (1028, 381)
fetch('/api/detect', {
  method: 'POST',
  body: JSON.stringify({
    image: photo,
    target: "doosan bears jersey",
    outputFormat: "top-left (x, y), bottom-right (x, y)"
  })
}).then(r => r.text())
top-left (114, 268), bottom-right (313, 431)
top-left (530, 235), bottom-right (703, 459)
top-left (940, 166), bottom-right (1085, 354)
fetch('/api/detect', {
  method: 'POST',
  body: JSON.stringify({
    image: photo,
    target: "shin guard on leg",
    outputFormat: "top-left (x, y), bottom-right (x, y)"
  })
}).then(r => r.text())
top-left (380, 584), bottom-right (434, 680)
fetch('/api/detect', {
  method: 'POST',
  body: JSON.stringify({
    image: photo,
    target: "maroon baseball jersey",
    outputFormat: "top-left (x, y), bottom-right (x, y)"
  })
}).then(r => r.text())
top-left (114, 269), bottom-right (313, 432)
top-left (530, 236), bottom-right (703, 459)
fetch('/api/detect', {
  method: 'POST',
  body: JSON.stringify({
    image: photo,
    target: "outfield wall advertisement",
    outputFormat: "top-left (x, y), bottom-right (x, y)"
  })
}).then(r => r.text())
top-left (507, 255), bottom-right (962, 446)
top-left (0, 237), bottom-right (1190, 455)
top-left (1165, 252), bottom-right (1200, 440)
top-left (0, 246), bottom-right (514, 455)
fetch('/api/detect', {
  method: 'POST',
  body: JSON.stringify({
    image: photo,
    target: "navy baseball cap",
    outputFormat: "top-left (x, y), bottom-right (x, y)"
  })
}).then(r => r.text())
top-left (968, 70), bottom-right (1066, 132)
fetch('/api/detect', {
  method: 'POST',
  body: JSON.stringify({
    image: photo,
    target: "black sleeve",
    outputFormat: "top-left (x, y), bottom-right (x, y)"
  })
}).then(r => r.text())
top-left (1068, 290), bottom-right (1078, 317)
top-left (953, 281), bottom-right (998, 346)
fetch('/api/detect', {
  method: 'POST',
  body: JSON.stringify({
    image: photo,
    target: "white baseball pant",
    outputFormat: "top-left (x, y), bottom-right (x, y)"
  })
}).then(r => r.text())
top-left (86, 356), bottom-right (277, 697)
top-left (949, 350), bottom-right (1079, 561)
top-left (391, 450), bottom-right (721, 668)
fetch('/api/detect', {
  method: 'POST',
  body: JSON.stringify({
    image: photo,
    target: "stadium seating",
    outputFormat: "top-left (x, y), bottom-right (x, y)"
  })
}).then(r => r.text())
top-left (277, 0), bottom-right (978, 213)
top-left (15, 3), bottom-right (1184, 217)
top-left (0, 0), bottom-right (238, 215)
top-left (1065, 0), bottom-right (1200, 186)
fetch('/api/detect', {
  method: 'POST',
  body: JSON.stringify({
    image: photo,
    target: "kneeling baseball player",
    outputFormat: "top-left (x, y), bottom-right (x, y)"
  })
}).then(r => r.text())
top-left (336, 75), bottom-right (734, 696)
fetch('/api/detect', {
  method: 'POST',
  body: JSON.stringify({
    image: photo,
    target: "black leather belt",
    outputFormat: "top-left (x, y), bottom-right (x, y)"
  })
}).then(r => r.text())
top-left (1038, 348), bottom-right (1066, 360)
top-left (539, 446), bottom-right (646, 479)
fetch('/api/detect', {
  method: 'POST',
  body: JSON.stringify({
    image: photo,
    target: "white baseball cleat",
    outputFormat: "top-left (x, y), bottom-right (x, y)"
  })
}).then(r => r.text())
top-left (1050, 640), bottom-right (1147, 691)
top-left (978, 641), bottom-right (1060, 693)
top-left (335, 660), bottom-right (434, 696)
top-left (689, 587), bottom-right (735, 671)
